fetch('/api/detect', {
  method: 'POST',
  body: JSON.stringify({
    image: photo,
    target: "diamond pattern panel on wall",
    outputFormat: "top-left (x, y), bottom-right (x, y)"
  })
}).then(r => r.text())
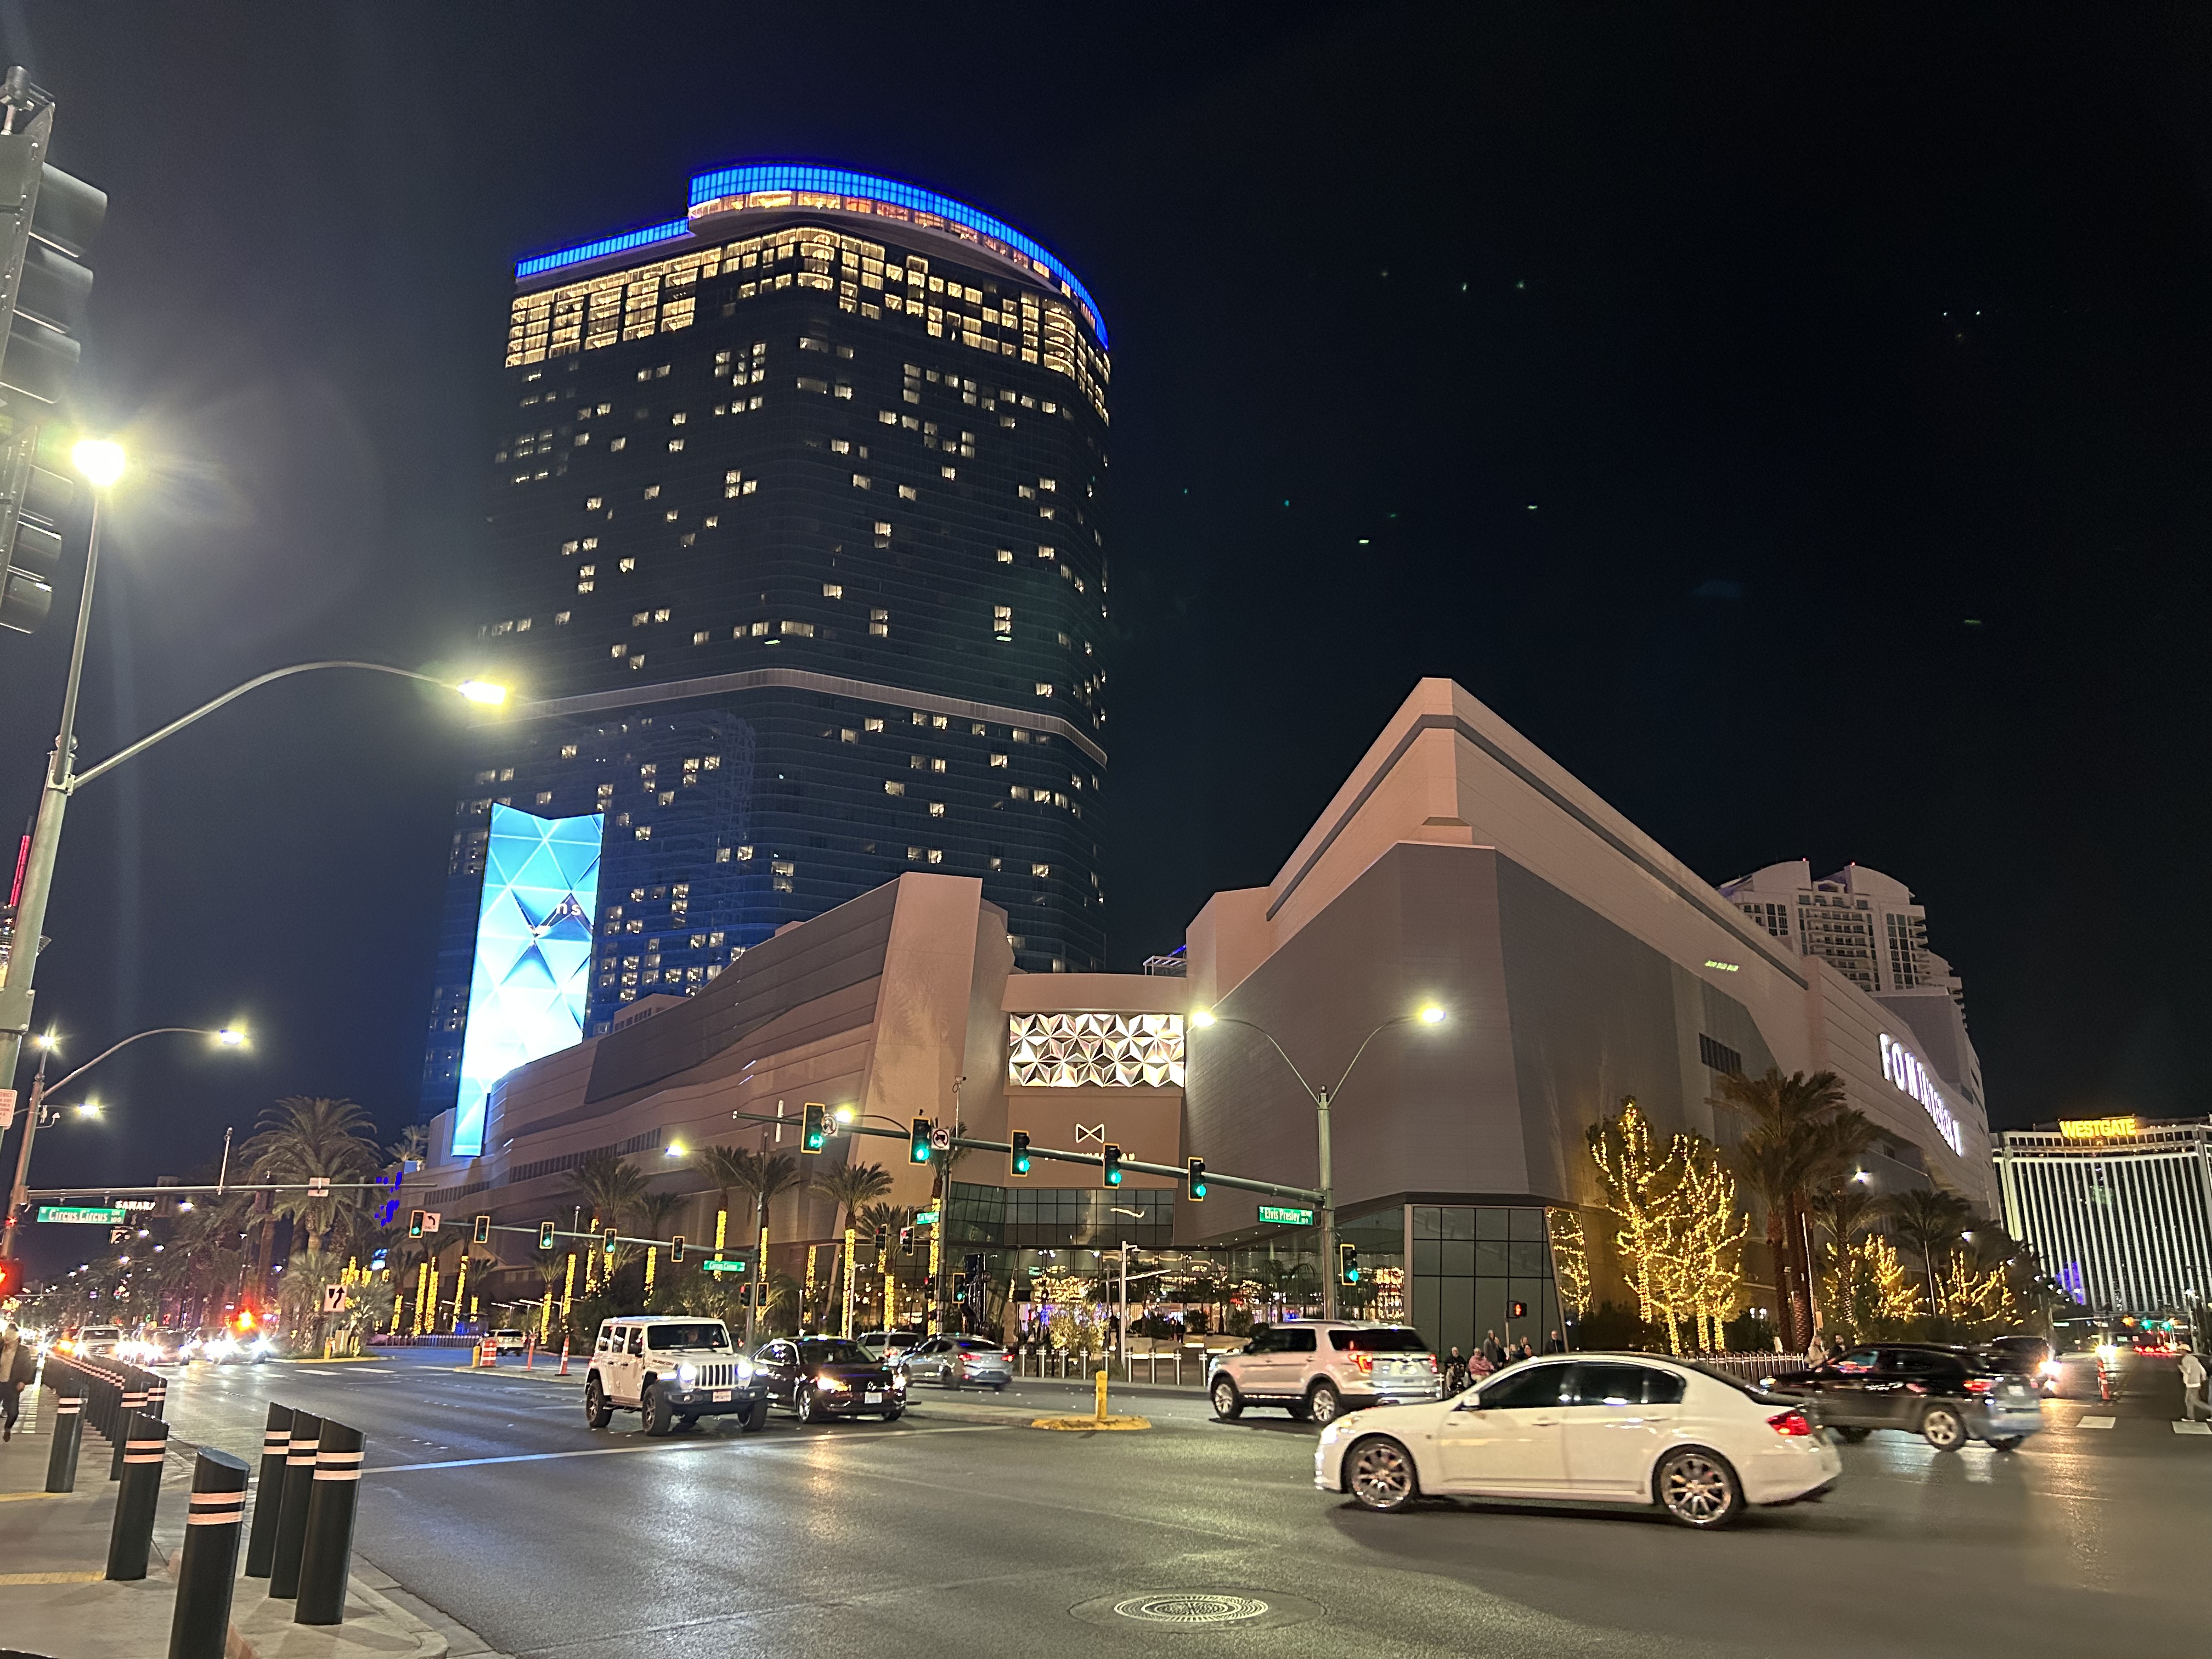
top-left (1008, 1013), bottom-right (1184, 1087)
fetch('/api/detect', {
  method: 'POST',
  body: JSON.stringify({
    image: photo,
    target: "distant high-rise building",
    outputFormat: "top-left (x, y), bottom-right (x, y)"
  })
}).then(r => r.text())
top-left (1719, 860), bottom-right (1985, 1125)
top-left (422, 164), bottom-right (1113, 1135)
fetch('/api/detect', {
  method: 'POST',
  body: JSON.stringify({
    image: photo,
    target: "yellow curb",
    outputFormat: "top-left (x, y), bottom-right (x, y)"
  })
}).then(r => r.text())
top-left (1030, 1415), bottom-right (1152, 1431)
top-left (0, 1570), bottom-right (104, 1583)
top-left (0, 1491), bottom-right (69, 1503)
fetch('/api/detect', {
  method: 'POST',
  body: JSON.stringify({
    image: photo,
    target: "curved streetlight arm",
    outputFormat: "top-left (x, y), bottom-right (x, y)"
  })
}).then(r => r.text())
top-left (69, 662), bottom-right (470, 793)
top-left (47, 1026), bottom-right (231, 1099)
top-left (1326, 1014), bottom-right (1414, 1102)
top-left (1203, 1016), bottom-right (1327, 1107)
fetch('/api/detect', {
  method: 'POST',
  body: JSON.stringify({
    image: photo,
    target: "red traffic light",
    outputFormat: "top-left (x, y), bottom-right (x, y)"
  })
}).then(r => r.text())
top-left (0, 1256), bottom-right (22, 1299)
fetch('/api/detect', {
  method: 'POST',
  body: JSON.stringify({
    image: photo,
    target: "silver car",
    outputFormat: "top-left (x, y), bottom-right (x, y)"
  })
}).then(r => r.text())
top-left (901, 1336), bottom-right (1013, 1390)
top-left (1211, 1321), bottom-right (1442, 1425)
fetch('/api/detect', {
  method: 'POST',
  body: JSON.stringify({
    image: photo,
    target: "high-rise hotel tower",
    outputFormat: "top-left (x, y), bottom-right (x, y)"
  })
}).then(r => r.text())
top-left (421, 165), bottom-right (1113, 1143)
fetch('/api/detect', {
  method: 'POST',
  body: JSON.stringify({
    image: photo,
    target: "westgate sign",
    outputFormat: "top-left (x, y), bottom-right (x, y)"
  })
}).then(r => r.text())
top-left (1879, 1034), bottom-right (1963, 1156)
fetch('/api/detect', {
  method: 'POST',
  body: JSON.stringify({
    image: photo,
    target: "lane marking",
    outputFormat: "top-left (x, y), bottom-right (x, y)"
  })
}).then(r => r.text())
top-left (2078, 1416), bottom-right (2116, 1429)
top-left (365, 1422), bottom-right (1013, 1475)
top-left (2174, 1421), bottom-right (2211, 1436)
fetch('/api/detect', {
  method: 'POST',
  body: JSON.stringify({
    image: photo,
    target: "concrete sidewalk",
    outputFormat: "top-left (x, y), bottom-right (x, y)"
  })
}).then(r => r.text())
top-left (0, 1375), bottom-right (503, 1659)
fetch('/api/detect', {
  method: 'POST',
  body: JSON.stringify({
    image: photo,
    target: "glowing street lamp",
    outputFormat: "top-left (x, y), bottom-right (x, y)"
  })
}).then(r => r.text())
top-left (70, 437), bottom-right (126, 489)
top-left (1186, 1000), bottom-right (1451, 1318)
top-left (456, 679), bottom-right (509, 706)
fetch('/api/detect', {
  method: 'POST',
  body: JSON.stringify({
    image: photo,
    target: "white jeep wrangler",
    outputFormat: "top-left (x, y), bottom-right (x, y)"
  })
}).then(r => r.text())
top-left (583, 1316), bottom-right (769, 1436)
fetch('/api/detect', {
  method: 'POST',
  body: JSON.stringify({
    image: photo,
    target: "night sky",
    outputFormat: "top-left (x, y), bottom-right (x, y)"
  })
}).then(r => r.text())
top-left (0, 5), bottom-right (2205, 1261)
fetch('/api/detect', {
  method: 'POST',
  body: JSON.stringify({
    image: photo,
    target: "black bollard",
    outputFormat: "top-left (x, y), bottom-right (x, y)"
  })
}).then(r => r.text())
top-left (267, 1410), bottom-right (321, 1598)
top-left (109, 1379), bottom-right (149, 1480)
top-left (146, 1375), bottom-right (169, 1419)
top-left (104, 1411), bottom-right (169, 1581)
top-left (43, 1392), bottom-right (82, 1492)
top-left (168, 1448), bottom-right (250, 1659)
top-left (242, 1402), bottom-right (293, 1578)
top-left (294, 1420), bottom-right (365, 1626)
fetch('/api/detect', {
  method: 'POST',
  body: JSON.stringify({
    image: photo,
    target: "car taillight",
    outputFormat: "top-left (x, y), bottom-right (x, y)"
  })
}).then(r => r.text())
top-left (1767, 1408), bottom-right (1815, 1437)
top-left (1351, 1353), bottom-right (1375, 1374)
top-left (1963, 1376), bottom-right (1996, 1394)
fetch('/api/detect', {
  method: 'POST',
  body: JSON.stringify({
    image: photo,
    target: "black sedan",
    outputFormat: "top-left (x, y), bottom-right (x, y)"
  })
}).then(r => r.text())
top-left (1763, 1342), bottom-right (2044, 1451)
top-left (753, 1336), bottom-right (907, 1424)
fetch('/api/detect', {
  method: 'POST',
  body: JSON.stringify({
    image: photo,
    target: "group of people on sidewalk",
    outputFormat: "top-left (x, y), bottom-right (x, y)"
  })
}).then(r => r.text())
top-left (1440, 1329), bottom-right (1566, 1394)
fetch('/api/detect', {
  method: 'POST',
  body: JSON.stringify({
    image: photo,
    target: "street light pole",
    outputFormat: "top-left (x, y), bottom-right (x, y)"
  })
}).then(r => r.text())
top-left (1, 1023), bottom-right (247, 1258)
top-left (1189, 1005), bottom-right (1446, 1321)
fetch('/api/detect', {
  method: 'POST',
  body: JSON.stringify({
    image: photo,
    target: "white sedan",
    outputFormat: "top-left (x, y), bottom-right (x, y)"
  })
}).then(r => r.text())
top-left (1316, 1352), bottom-right (1841, 1528)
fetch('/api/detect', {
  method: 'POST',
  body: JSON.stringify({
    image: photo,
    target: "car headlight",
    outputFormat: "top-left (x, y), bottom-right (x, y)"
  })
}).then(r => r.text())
top-left (893, 1373), bottom-right (909, 1391)
top-left (676, 1362), bottom-right (696, 1386)
top-left (1318, 1422), bottom-right (1344, 1446)
top-left (734, 1358), bottom-right (754, 1383)
top-left (817, 1373), bottom-right (850, 1391)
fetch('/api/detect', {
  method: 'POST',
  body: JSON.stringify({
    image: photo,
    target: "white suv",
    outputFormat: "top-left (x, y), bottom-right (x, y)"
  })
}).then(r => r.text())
top-left (1210, 1322), bottom-right (1441, 1425)
top-left (584, 1316), bottom-right (769, 1436)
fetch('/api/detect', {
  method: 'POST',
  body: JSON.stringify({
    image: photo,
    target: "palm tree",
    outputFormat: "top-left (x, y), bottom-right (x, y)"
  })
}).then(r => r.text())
top-left (697, 1144), bottom-right (751, 1254)
top-left (241, 1097), bottom-right (382, 1256)
top-left (1712, 1068), bottom-right (1877, 1351)
top-left (1884, 1187), bottom-right (1974, 1311)
top-left (566, 1150), bottom-right (647, 1236)
top-left (695, 1145), bottom-right (802, 1340)
top-left (811, 1160), bottom-right (894, 1332)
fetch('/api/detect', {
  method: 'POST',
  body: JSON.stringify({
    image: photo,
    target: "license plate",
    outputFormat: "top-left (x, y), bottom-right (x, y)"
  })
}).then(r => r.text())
top-left (865, 1391), bottom-right (884, 1404)
top-left (711, 1390), bottom-right (732, 1403)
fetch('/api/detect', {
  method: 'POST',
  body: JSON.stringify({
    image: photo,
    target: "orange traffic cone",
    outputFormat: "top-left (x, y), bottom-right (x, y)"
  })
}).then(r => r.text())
top-left (524, 1334), bottom-right (537, 1369)
top-left (557, 1336), bottom-right (571, 1376)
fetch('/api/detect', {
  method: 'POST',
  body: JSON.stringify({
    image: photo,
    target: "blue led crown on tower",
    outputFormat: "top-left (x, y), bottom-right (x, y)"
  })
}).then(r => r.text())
top-left (451, 805), bottom-right (603, 1157)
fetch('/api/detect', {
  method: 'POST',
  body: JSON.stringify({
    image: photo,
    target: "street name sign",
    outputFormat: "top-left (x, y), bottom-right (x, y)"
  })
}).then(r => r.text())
top-left (1257, 1205), bottom-right (1316, 1226)
top-left (914, 1210), bottom-right (940, 1224)
top-left (37, 1204), bottom-right (126, 1224)
top-left (701, 1257), bottom-right (748, 1274)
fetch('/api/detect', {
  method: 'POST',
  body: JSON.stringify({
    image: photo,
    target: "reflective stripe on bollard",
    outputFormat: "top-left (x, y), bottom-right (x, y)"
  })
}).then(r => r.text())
top-left (168, 1449), bottom-right (251, 1659)
top-left (294, 1421), bottom-right (366, 1627)
top-left (105, 1412), bottom-right (170, 1581)
top-left (267, 1411), bottom-right (321, 1599)
top-left (243, 1401), bottom-right (293, 1579)
top-left (110, 1384), bottom-right (149, 1480)
top-left (44, 1393), bottom-right (82, 1493)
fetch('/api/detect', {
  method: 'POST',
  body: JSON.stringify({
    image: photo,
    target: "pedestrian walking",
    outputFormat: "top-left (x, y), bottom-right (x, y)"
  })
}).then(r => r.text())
top-left (0, 1321), bottom-right (29, 1441)
top-left (2179, 1344), bottom-right (2209, 1424)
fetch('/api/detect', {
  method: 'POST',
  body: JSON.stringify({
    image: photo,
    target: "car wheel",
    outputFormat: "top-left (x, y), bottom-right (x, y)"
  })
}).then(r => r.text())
top-left (797, 1386), bottom-right (822, 1424)
top-left (1307, 1382), bottom-right (1342, 1426)
top-left (1656, 1447), bottom-right (1742, 1528)
top-left (1921, 1406), bottom-right (1967, 1452)
top-left (1987, 1436), bottom-right (2023, 1453)
top-left (1833, 1426), bottom-right (1872, 1443)
top-left (678, 1415), bottom-right (697, 1431)
top-left (991, 1383), bottom-right (1006, 1393)
top-left (940, 1363), bottom-right (956, 1389)
top-left (741, 1398), bottom-right (769, 1434)
top-left (883, 1407), bottom-right (904, 1422)
top-left (641, 1381), bottom-right (673, 1438)
top-left (1211, 1376), bottom-right (1243, 1420)
top-left (1345, 1436), bottom-right (1419, 1512)
top-left (584, 1378), bottom-right (613, 1430)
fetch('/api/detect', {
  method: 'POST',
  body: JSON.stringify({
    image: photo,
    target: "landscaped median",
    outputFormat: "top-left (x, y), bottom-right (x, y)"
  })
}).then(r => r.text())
top-left (1031, 1369), bottom-right (1152, 1432)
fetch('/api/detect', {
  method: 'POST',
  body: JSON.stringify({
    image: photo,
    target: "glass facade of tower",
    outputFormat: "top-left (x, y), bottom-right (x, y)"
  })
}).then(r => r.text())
top-left (421, 169), bottom-right (1111, 1118)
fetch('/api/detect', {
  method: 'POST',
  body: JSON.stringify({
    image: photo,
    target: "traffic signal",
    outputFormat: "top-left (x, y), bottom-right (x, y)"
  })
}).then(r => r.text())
top-left (538, 1221), bottom-right (556, 1250)
top-left (1009, 1130), bottom-right (1031, 1177)
top-left (800, 1102), bottom-right (827, 1153)
top-left (898, 1225), bottom-right (915, 1256)
top-left (950, 1271), bottom-right (967, 1302)
top-left (472, 1214), bottom-right (491, 1245)
top-left (1338, 1243), bottom-right (1361, 1286)
top-left (1101, 1143), bottom-right (1123, 1188)
top-left (0, 1255), bottom-right (20, 1299)
top-left (602, 1227), bottom-right (618, 1257)
top-left (0, 70), bottom-right (106, 636)
top-left (1186, 1157), bottom-right (1207, 1201)
top-left (1509, 1300), bottom-right (1527, 1319)
top-left (873, 1226), bottom-right (889, 1262)
top-left (670, 1235), bottom-right (685, 1263)
top-left (407, 1209), bottom-right (426, 1239)
top-left (909, 1117), bottom-right (932, 1164)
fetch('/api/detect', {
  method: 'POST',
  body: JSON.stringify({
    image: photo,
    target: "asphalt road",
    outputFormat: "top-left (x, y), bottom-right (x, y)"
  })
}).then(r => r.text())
top-left (152, 1351), bottom-right (2210, 1659)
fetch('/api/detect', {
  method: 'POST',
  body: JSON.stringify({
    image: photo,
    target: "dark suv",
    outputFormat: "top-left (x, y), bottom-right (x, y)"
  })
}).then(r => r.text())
top-left (1763, 1343), bottom-right (2044, 1451)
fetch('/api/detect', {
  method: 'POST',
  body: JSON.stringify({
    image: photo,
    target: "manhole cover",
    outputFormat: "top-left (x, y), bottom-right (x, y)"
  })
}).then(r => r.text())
top-left (1069, 1588), bottom-right (1325, 1632)
top-left (1116, 1594), bottom-right (1271, 1625)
